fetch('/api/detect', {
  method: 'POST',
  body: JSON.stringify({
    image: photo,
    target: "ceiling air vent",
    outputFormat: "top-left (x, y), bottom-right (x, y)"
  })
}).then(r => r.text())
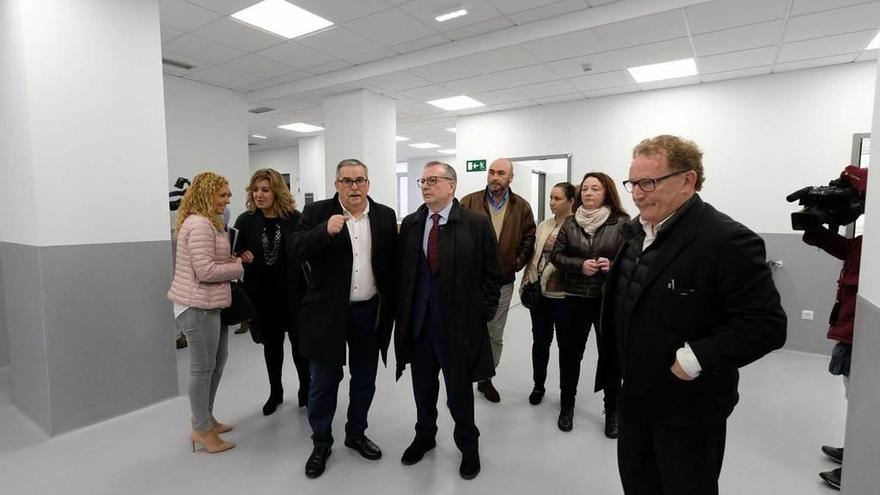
top-left (162, 57), bottom-right (195, 71)
top-left (248, 106), bottom-right (275, 114)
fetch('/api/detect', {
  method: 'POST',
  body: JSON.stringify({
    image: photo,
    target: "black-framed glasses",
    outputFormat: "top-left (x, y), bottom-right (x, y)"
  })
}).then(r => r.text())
top-left (416, 176), bottom-right (455, 188)
top-left (622, 170), bottom-right (688, 192)
top-left (337, 177), bottom-right (368, 188)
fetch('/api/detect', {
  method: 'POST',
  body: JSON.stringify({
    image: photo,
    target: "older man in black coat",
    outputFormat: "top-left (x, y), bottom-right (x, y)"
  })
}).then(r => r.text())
top-left (394, 160), bottom-right (503, 480)
top-left (291, 159), bottom-right (397, 479)
top-left (597, 135), bottom-right (787, 495)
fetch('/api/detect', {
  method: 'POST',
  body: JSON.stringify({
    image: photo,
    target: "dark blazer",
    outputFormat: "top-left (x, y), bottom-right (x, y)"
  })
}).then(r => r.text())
top-left (394, 199), bottom-right (504, 387)
top-left (291, 194), bottom-right (397, 366)
top-left (233, 208), bottom-right (302, 331)
top-left (597, 195), bottom-right (787, 421)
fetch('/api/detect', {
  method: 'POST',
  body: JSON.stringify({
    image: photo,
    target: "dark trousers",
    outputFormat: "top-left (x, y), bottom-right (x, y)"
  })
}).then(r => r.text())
top-left (528, 295), bottom-right (565, 389)
top-left (263, 326), bottom-right (309, 398)
top-left (307, 298), bottom-right (380, 448)
top-left (618, 416), bottom-right (726, 495)
top-left (410, 332), bottom-right (479, 455)
top-left (558, 295), bottom-right (621, 410)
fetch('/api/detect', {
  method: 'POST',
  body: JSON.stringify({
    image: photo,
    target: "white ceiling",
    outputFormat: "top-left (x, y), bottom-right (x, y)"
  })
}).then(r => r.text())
top-left (159, 0), bottom-right (880, 160)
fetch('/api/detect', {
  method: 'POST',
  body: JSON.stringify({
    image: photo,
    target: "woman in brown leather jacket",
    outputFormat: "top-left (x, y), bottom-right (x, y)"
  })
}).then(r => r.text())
top-left (550, 172), bottom-right (628, 436)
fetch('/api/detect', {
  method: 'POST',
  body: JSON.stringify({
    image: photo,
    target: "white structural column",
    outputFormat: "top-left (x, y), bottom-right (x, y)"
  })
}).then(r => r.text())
top-left (322, 90), bottom-right (397, 208)
top-left (0, 0), bottom-right (176, 435)
top-left (298, 135), bottom-right (327, 206)
top-left (842, 55), bottom-right (880, 495)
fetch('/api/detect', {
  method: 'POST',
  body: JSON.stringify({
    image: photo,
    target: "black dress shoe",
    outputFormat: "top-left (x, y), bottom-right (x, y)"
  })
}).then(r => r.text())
top-left (821, 445), bottom-right (844, 464)
top-left (262, 394), bottom-right (282, 416)
top-left (604, 411), bottom-right (619, 439)
top-left (477, 379), bottom-right (501, 403)
top-left (305, 446), bottom-right (331, 479)
top-left (297, 388), bottom-right (309, 408)
top-left (344, 435), bottom-right (382, 460)
top-left (401, 439), bottom-right (436, 466)
top-left (459, 452), bottom-right (481, 480)
top-left (819, 467), bottom-right (841, 490)
top-left (558, 407), bottom-right (574, 432)
top-left (528, 386), bottom-right (545, 405)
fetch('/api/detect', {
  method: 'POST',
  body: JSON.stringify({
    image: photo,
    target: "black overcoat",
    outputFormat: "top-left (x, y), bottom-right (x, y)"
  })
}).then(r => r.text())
top-left (596, 195), bottom-right (787, 421)
top-left (291, 195), bottom-right (397, 366)
top-left (394, 200), bottom-right (504, 387)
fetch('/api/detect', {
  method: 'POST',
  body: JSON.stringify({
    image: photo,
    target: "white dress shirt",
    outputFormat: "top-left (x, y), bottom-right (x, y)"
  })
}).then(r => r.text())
top-left (341, 200), bottom-right (377, 302)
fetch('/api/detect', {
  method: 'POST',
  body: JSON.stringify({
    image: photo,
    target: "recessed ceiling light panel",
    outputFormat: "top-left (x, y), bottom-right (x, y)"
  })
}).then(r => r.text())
top-left (627, 58), bottom-right (697, 83)
top-left (232, 0), bottom-right (333, 39)
top-left (278, 122), bottom-right (324, 133)
top-left (251, 134), bottom-right (268, 139)
top-left (435, 9), bottom-right (468, 22)
top-left (409, 142), bottom-right (441, 149)
top-left (427, 95), bottom-right (485, 111)
top-left (395, 136), bottom-right (410, 142)
top-left (446, 128), bottom-right (457, 133)
top-left (866, 31), bottom-right (880, 50)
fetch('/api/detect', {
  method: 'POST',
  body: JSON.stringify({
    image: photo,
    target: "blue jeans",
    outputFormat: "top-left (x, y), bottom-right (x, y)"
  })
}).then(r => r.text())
top-left (177, 308), bottom-right (228, 432)
top-left (307, 298), bottom-right (380, 448)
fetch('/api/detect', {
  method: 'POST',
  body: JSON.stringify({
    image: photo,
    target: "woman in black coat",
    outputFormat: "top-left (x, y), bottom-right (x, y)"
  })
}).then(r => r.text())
top-left (550, 172), bottom-right (628, 436)
top-left (234, 168), bottom-right (309, 415)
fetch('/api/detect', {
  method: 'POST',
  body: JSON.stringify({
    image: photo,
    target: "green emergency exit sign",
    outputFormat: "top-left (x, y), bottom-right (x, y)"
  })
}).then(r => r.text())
top-left (466, 159), bottom-right (486, 172)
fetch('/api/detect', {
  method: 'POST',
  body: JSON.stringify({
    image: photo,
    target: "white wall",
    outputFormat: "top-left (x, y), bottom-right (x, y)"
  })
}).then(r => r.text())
top-left (458, 62), bottom-right (877, 235)
top-left (248, 145), bottom-right (300, 206)
top-left (1, 0), bottom-right (169, 246)
top-left (299, 135), bottom-right (326, 205)
top-left (164, 76), bottom-right (250, 223)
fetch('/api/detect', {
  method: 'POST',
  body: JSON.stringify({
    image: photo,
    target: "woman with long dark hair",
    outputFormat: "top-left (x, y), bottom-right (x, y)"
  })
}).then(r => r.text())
top-left (521, 182), bottom-right (575, 406)
top-left (168, 171), bottom-right (243, 453)
top-left (550, 172), bottom-right (628, 436)
top-left (234, 168), bottom-right (310, 415)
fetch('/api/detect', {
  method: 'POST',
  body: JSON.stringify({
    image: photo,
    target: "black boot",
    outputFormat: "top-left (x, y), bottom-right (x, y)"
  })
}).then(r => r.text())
top-left (558, 407), bottom-right (574, 432)
top-left (262, 393), bottom-right (283, 416)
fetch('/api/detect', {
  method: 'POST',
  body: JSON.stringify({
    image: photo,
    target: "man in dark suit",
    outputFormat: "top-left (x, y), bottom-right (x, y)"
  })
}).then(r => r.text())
top-left (394, 160), bottom-right (503, 480)
top-left (597, 135), bottom-right (787, 495)
top-left (291, 159), bottom-right (397, 479)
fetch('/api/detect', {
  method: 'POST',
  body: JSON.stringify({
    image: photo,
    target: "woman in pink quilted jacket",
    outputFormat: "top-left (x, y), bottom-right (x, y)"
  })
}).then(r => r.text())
top-left (168, 172), bottom-right (243, 454)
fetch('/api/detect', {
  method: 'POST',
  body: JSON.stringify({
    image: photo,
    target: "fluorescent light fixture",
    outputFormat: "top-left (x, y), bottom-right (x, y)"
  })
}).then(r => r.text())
top-left (231, 0), bottom-right (333, 39)
top-left (867, 31), bottom-right (880, 50)
top-left (409, 142), bottom-right (441, 149)
top-left (251, 134), bottom-right (268, 139)
top-left (627, 58), bottom-right (697, 83)
top-left (435, 9), bottom-right (467, 22)
top-left (278, 122), bottom-right (324, 133)
top-left (427, 95), bottom-right (485, 111)
top-left (395, 136), bottom-right (410, 142)
top-left (439, 149), bottom-right (456, 155)
top-left (446, 128), bottom-right (457, 133)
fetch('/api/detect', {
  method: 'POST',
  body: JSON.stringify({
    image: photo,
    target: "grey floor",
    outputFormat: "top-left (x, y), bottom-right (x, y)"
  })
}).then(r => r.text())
top-left (0, 304), bottom-right (845, 494)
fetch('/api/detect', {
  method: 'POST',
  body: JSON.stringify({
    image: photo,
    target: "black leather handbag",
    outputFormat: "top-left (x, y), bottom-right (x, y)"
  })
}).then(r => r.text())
top-left (221, 281), bottom-right (256, 326)
top-left (520, 258), bottom-right (548, 310)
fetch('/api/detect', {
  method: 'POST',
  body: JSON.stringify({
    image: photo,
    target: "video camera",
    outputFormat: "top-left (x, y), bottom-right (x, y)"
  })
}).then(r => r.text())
top-left (169, 177), bottom-right (191, 211)
top-left (786, 166), bottom-right (868, 231)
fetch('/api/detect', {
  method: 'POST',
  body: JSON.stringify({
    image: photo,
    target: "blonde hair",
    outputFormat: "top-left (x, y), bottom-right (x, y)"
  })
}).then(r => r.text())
top-left (175, 172), bottom-right (229, 232)
top-left (245, 168), bottom-right (295, 217)
top-left (633, 135), bottom-right (705, 191)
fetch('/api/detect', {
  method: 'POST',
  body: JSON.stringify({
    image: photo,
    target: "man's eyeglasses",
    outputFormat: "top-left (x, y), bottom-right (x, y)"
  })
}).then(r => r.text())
top-left (622, 170), bottom-right (688, 193)
top-left (337, 177), bottom-right (368, 188)
top-left (416, 176), bottom-right (455, 188)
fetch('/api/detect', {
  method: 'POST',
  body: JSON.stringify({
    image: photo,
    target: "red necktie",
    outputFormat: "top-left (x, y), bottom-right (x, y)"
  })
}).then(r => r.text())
top-left (427, 213), bottom-right (440, 274)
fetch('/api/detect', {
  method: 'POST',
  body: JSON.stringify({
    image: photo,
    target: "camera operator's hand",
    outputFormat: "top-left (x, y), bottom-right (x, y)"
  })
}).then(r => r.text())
top-left (327, 214), bottom-right (347, 237)
top-left (239, 250), bottom-right (254, 263)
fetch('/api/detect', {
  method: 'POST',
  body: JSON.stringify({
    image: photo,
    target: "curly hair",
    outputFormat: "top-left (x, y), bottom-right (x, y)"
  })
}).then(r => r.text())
top-left (175, 172), bottom-right (229, 232)
top-left (574, 172), bottom-right (628, 217)
top-left (632, 135), bottom-right (705, 191)
top-left (245, 168), bottom-right (295, 217)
